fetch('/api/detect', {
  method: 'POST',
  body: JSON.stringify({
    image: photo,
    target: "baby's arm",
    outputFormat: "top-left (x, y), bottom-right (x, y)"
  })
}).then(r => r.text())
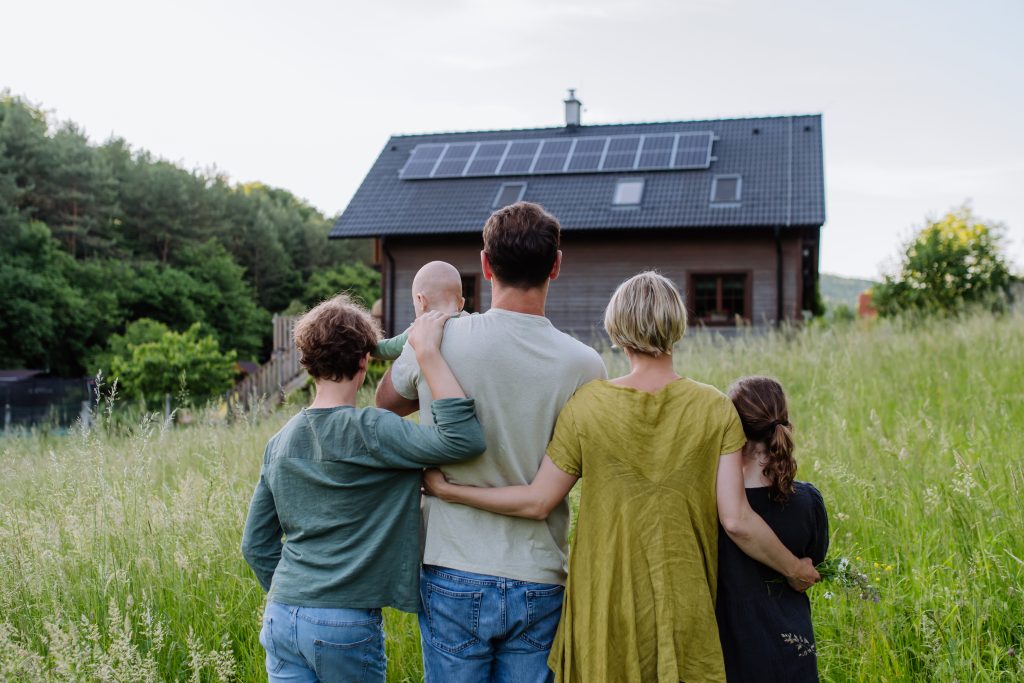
top-left (422, 456), bottom-right (577, 521)
top-left (373, 329), bottom-right (409, 361)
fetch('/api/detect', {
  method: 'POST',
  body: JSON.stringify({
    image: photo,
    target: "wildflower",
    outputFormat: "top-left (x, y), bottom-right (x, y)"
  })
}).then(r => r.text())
top-left (836, 512), bottom-right (849, 522)
top-left (823, 591), bottom-right (834, 599)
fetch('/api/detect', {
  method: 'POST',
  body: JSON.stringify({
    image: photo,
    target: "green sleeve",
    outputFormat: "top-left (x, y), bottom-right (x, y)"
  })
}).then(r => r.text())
top-left (240, 470), bottom-right (282, 592)
top-left (373, 330), bottom-right (409, 360)
top-left (368, 398), bottom-right (486, 467)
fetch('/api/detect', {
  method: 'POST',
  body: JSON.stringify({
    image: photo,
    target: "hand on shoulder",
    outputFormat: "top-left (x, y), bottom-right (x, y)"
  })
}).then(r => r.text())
top-left (407, 311), bottom-right (451, 358)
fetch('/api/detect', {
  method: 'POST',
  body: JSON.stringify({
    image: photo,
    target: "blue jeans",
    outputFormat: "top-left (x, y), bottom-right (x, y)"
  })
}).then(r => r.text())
top-left (260, 601), bottom-right (386, 683)
top-left (419, 565), bottom-right (563, 683)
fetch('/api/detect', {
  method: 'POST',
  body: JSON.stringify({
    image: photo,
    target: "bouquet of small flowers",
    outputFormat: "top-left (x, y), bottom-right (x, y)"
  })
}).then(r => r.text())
top-left (815, 556), bottom-right (882, 602)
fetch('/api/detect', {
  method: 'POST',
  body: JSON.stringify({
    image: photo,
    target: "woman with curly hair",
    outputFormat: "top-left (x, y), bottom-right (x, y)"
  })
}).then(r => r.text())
top-left (716, 376), bottom-right (830, 682)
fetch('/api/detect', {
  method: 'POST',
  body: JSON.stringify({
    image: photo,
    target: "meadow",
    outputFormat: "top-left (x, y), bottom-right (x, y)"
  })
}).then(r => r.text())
top-left (1, 312), bottom-right (1023, 682)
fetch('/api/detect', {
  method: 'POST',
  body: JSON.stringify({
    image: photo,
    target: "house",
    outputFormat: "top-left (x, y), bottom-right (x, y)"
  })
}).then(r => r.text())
top-left (330, 92), bottom-right (825, 337)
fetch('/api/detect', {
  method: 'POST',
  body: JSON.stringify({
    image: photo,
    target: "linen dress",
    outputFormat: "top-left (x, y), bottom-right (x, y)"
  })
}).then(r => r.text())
top-left (546, 378), bottom-right (747, 683)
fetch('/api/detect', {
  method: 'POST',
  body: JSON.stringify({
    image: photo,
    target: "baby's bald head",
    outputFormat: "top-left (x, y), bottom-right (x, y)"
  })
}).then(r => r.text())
top-left (412, 261), bottom-right (465, 316)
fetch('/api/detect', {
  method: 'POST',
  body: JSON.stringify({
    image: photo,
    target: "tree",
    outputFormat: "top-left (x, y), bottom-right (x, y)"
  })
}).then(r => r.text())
top-left (177, 241), bottom-right (270, 359)
top-left (109, 321), bottom-right (237, 408)
top-left (0, 222), bottom-right (93, 374)
top-left (303, 262), bottom-right (381, 308)
top-left (874, 205), bottom-right (1014, 316)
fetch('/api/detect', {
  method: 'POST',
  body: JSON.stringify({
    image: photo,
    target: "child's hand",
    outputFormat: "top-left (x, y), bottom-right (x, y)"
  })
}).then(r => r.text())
top-left (407, 310), bottom-right (450, 356)
top-left (422, 468), bottom-right (450, 498)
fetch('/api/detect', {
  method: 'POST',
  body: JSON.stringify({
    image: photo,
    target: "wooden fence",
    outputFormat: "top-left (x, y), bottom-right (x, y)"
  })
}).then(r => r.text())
top-left (230, 314), bottom-right (308, 409)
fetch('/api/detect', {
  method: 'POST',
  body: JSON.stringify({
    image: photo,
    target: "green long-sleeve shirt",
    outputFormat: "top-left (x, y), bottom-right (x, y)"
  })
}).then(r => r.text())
top-left (240, 398), bottom-right (485, 612)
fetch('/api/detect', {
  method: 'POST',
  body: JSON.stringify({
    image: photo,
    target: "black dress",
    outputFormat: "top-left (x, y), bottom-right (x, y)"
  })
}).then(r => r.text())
top-left (716, 481), bottom-right (829, 683)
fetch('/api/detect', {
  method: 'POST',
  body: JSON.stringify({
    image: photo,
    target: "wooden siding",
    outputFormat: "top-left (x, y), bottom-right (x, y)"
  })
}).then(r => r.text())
top-left (382, 231), bottom-right (808, 338)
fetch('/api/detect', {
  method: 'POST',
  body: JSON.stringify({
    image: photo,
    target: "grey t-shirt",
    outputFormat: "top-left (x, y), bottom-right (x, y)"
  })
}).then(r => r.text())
top-left (392, 308), bottom-right (606, 585)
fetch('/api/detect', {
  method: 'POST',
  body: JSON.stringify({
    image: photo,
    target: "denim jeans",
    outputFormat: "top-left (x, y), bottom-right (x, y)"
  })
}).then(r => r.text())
top-left (260, 601), bottom-right (386, 683)
top-left (419, 565), bottom-right (563, 683)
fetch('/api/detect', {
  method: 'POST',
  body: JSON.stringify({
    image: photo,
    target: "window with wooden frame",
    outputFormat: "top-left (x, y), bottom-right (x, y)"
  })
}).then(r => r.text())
top-left (461, 274), bottom-right (480, 313)
top-left (689, 273), bottom-right (750, 324)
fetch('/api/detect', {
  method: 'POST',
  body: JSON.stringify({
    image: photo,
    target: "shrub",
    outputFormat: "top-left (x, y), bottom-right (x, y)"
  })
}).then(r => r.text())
top-left (109, 321), bottom-right (237, 408)
top-left (874, 204), bottom-right (1014, 316)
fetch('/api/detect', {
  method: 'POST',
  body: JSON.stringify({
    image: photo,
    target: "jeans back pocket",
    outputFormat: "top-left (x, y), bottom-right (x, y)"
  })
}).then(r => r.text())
top-left (522, 585), bottom-right (565, 650)
top-left (259, 615), bottom-right (285, 674)
top-left (422, 582), bottom-right (483, 654)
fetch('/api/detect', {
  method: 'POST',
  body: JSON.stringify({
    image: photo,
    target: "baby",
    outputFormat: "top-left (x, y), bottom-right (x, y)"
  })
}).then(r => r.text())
top-left (374, 260), bottom-right (465, 360)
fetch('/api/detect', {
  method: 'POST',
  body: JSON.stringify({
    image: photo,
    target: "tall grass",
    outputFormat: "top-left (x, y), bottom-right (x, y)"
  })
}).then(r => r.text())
top-left (1, 313), bottom-right (1022, 681)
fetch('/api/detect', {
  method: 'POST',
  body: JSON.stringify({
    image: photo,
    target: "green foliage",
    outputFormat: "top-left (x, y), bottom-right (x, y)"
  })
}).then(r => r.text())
top-left (874, 205), bottom-right (1014, 316)
top-left (3, 313), bottom-right (1024, 681)
top-left (830, 303), bottom-right (856, 323)
top-left (0, 91), bottom-right (375, 375)
top-left (303, 261), bottom-right (382, 308)
top-left (108, 321), bottom-right (237, 407)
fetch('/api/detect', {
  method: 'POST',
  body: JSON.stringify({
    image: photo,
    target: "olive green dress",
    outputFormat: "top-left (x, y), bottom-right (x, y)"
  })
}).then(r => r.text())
top-left (546, 378), bottom-right (747, 683)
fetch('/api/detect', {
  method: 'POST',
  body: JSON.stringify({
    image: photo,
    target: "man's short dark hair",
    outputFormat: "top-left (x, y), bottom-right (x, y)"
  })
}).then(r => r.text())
top-left (482, 202), bottom-right (561, 289)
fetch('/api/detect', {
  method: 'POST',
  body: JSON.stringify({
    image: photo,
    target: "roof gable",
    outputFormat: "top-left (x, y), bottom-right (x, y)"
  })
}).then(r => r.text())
top-left (331, 115), bottom-right (825, 239)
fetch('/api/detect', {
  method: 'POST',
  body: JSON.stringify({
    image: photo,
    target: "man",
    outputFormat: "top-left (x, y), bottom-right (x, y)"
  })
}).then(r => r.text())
top-left (376, 202), bottom-right (606, 682)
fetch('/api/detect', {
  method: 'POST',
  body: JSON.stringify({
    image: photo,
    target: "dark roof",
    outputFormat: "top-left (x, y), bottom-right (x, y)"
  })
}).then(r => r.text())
top-left (331, 115), bottom-right (825, 239)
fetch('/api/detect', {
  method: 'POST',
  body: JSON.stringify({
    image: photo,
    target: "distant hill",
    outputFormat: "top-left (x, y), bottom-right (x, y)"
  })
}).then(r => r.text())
top-left (820, 273), bottom-right (878, 309)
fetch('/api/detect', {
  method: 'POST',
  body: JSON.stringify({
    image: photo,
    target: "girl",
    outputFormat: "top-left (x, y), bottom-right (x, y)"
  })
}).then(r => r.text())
top-left (422, 272), bottom-right (819, 683)
top-left (716, 376), bottom-right (829, 682)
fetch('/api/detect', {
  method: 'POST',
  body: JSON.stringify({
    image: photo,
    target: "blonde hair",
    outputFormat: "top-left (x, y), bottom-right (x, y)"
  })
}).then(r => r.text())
top-left (603, 271), bottom-right (687, 356)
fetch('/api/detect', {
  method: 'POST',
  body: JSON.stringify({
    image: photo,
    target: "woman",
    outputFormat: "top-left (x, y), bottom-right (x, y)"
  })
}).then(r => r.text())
top-left (423, 272), bottom-right (819, 682)
top-left (241, 296), bottom-right (485, 682)
top-left (717, 376), bottom-right (829, 682)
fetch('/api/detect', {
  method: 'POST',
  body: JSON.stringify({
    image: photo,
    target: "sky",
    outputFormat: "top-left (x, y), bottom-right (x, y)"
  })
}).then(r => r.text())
top-left (2, 0), bottom-right (1022, 279)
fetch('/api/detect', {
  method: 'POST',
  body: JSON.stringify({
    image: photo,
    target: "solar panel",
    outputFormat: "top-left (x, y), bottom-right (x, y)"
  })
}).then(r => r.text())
top-left (465, 142), bottom-right (507, 176)
top-left (400, 131), bottom-right (714, 179)
top-left (432, 143), bottom-right (476, 177)
top-left (601, 136), bottom-right (641, 170)
top-left (637, 134), bottom-right (675, 169)
top-left (567, 138), bottom-right (606, 172)
top-left (532, 139), bottom-right (573, 173)
top-left (399, 144), bottom-right (445, 178)
top-left (498, 141), bottom-right (542, 175)
top-left (672, 133), bottom-right (714, 169)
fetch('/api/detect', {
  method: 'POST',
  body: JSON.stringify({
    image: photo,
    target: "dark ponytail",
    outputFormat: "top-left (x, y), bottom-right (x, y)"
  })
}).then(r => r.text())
top-left (728, 376), bottom-right (797, 502)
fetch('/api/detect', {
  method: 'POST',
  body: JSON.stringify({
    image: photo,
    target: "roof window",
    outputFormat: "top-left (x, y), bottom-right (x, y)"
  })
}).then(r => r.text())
top-left (493, 182), bottom-right (527, 208)
top-left (710, 175), bottom-right (741, 204)
top-left (613, 178), bottom-right (645, 206)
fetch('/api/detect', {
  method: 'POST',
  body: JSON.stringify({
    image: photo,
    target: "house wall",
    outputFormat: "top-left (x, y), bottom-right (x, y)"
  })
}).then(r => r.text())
top-left (381, 231), bottom-right (807, 339)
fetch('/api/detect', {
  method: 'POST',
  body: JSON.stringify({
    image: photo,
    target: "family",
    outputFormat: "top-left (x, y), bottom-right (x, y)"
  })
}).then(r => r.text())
top-left (241, 201), bottom-right (829, 683)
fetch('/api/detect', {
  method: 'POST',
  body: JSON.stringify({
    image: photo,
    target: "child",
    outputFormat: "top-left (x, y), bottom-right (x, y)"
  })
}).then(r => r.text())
top-left (241, 294), bottom-right (484, 682)
top-left (716, 376), bottom-right (830, 682)
top-left (374, 260), bottom-right (465, 360)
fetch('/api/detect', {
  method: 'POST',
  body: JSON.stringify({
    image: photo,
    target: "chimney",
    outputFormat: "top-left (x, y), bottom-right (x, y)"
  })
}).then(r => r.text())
top-left (564, 89), bottom-right (581, 128)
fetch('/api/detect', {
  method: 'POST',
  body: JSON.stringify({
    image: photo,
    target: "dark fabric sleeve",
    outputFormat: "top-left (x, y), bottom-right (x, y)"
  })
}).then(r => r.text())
top-left (805, 484), bottom-right (830, 565)
top-left (367, 398), bottom-right (486, 467)
top-left (240, 470), bottom-right (282, 593)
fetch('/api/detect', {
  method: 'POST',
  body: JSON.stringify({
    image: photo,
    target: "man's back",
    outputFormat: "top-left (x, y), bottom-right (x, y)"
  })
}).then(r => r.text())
top-left (391, 308), bottom-right (606, 584)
